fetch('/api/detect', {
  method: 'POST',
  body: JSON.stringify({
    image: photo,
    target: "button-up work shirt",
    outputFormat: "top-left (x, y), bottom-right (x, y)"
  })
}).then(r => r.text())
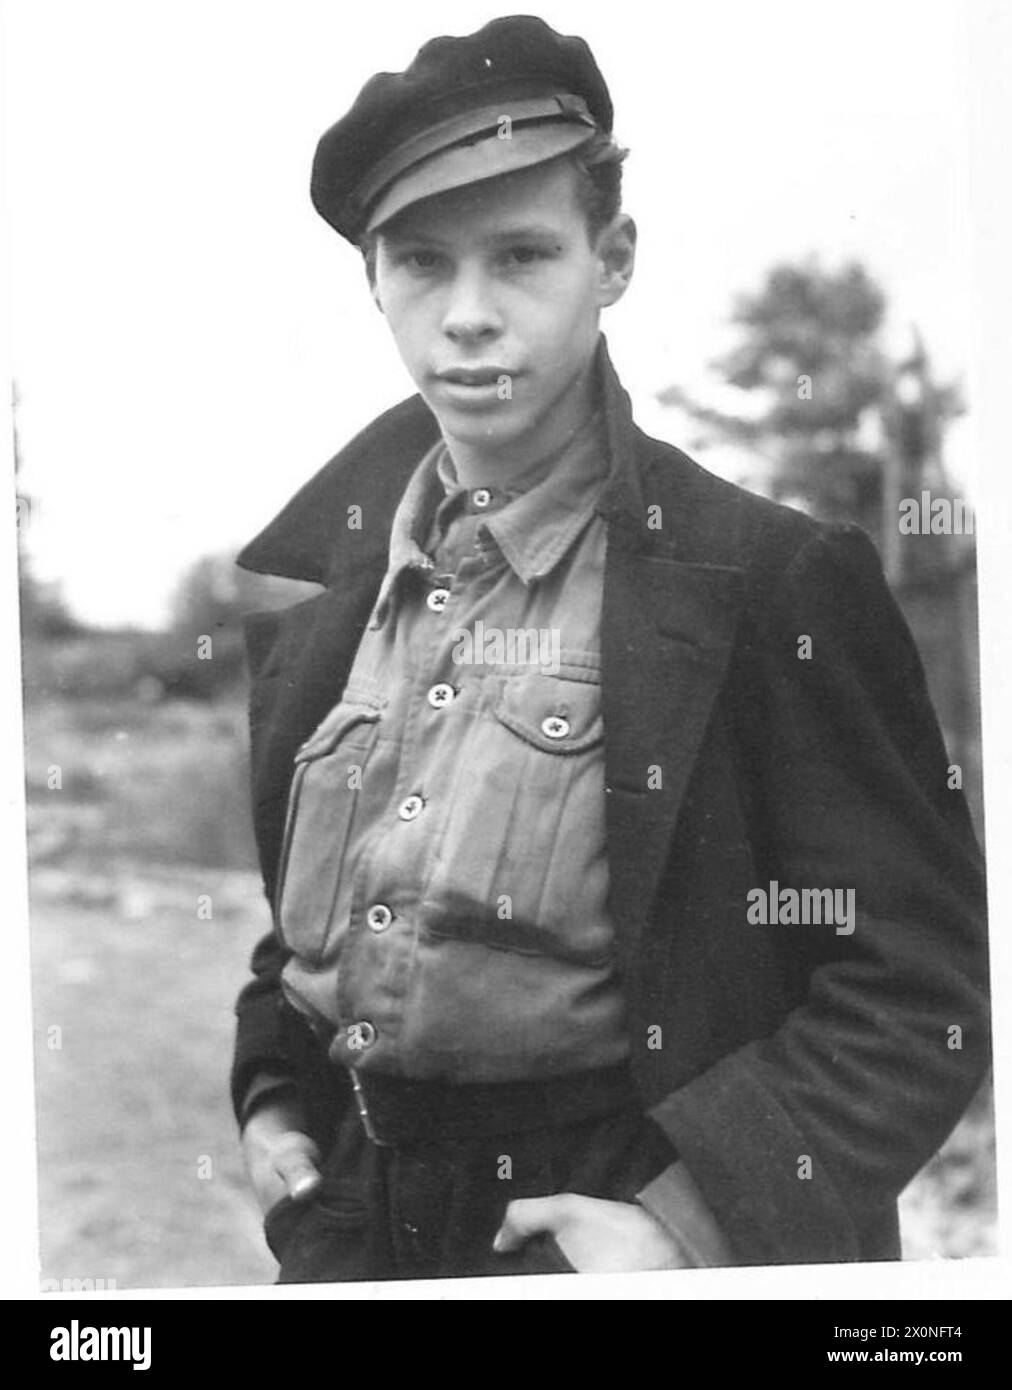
top-left (275, 407), bottom-right (629, 1081)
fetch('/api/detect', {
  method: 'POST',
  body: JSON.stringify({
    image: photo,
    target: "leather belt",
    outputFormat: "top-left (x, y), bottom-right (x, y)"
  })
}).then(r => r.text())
top-left (345, 1061), bottom-right (636, 1147)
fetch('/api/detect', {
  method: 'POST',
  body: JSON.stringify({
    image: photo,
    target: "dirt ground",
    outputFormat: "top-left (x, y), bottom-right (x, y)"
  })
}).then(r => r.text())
top-left (31, 862), bottom-right (277, 1289)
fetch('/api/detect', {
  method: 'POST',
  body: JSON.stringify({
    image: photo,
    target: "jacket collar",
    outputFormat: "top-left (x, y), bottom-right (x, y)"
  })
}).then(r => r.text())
top-left (236, 335), bottom-right (652, 587)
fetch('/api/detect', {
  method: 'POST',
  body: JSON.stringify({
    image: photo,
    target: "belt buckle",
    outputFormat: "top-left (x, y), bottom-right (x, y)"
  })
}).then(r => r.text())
top-left (349, 1069), bottom-right (391, 1147)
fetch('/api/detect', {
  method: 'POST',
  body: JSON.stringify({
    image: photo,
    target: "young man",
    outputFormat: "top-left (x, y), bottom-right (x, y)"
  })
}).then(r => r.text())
top-left (232, 15), bottom-right (990, 1282)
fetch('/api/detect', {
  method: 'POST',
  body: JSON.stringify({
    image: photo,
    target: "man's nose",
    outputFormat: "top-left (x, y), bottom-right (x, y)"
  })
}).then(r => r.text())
top-left (441, 265), bottom-right (502, 343)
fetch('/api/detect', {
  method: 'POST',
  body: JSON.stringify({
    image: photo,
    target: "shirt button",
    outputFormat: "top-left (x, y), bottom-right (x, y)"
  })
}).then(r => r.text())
top-left (542, 715), bottom-right (570, 740)
top-left (427, 683), bottom-right (455, 709)
top-left (398, 793), bottom-right (425, 821)
top-left (366, 903), bottom-right (393, 932)
top-left (426, 588), bottom-right (450, 613)
top-left (472, 487), bottom-right (492, 509)
top-left (347, 1020), bottom-right (377, 1050)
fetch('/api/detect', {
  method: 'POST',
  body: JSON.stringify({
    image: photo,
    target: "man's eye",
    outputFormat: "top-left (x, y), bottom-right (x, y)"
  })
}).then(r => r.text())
top-left (503, 245), bottom-right (543, 266)
top-left (400, 250), bottom-right (440, 270)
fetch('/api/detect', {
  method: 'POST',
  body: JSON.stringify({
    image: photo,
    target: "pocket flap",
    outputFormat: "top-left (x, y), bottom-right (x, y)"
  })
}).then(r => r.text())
top-left (295, 688), bottom-right (384, 762)
top-left (492, 671), bottom-right (604, 754)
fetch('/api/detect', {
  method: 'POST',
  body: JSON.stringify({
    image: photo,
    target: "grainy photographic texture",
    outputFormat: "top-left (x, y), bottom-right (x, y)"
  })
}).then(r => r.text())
top-left (9, 2), bottom-right (997, 1299)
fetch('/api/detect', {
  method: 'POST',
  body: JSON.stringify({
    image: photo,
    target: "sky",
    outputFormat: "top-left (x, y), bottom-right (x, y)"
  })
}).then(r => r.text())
top-left (1, 0), bottom-right (988, 627)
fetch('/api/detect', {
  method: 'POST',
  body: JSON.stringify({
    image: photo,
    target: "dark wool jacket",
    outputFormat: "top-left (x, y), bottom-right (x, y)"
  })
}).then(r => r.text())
top-left (230, 337), bottom-right (990, 1267)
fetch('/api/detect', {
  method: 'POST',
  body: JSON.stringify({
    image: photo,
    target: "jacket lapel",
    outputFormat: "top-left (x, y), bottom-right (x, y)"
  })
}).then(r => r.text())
top-left (601, 547), bottom-right (745, 972)
top-left (596, 345), bottom-right (747, 969)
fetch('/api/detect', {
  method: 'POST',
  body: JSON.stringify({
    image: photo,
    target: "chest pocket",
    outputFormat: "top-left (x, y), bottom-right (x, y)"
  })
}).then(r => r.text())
top-left (274, 685), bottom-right (384, 965)
top-left (421, 664), bottom-right (613, 964)
top-left (492, 667), bottom-right (604, 759)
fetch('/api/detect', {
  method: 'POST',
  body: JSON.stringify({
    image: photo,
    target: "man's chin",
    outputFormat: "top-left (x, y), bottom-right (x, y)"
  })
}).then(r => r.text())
top-left (434, 403), bottom-right (536, 449)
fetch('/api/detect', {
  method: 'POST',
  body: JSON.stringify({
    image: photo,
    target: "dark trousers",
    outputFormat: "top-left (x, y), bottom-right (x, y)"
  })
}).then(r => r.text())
top-left (263, 1091), bottom-right (675, 1283)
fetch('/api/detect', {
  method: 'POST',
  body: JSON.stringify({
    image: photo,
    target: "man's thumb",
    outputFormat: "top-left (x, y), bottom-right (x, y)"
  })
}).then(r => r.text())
top-left (493, 1196), bottom-right (562, 1252)
top-left (274, 1135), bottom-right (322, 1201)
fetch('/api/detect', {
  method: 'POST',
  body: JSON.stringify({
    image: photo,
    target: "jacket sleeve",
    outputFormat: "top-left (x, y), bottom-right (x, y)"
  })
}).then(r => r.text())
top-left (231, 925), bottom-right (351, 1147)
top-left (228, 600), bottom-right (351, 1145)
top-left (230, 929), bottom-right (297, 1123)
top-left (646, 522), bottom-right (990, 1264)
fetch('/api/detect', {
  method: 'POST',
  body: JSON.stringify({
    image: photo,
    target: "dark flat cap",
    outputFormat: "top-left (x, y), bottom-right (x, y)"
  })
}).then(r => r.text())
top-left (310, 15), bottom-right (612, 243)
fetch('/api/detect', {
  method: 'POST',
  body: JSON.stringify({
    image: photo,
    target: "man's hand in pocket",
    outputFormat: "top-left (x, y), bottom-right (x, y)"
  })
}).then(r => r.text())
top-left (494, 1194), bottom-right (689, 1273)
top-left (241, 1098), bottom-right (323, 1215)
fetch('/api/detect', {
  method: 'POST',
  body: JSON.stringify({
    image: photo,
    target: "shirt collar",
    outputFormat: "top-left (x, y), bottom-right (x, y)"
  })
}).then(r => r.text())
top-left (436, 406), bottom-right (608, 583)
top-left (368, 439), bottom-right (444, 628)
top-left (369, 402), bottom-right (608, 627)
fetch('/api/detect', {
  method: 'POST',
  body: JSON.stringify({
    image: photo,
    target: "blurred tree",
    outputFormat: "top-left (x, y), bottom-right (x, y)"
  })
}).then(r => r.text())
top-left (13, 382), bottom-right (82, 639)
top-left (659, 259), bottom-right (966, 585)
top-left (164, 552), bottom-right (318, 700)
top-left (170, 552), bottom-right (318, 636)
top-left (878, 328), bottom-right (966, 584)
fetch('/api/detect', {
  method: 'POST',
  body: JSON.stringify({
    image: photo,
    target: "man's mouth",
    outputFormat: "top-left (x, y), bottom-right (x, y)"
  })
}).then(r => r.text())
top-left (435, 367), bottom-right (516, 386)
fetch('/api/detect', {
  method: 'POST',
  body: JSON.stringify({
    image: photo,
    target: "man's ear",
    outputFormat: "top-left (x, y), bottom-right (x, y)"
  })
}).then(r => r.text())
top-left (595, 214), bottom-right (637, 308)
